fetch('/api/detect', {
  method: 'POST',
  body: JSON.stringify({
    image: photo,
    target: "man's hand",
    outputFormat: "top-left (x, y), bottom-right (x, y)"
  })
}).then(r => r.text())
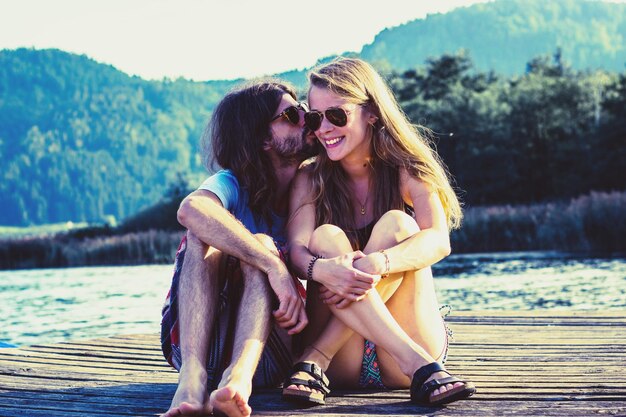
top-left (314, 251), bottom-right (380, 301)
top-left (266, 262), bottom-right (308, 335)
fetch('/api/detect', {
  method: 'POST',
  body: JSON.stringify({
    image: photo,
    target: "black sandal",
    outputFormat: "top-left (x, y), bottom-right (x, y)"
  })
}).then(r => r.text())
top-left (282, 362), bottom-right (330, 405)
top-left (411, 362), bottom-right (476, 406)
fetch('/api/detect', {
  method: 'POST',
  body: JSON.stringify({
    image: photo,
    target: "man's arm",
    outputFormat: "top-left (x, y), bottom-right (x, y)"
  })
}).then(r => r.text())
top-left (178, 189), bottom-right (307, 334)
top-left (178, 189), bottom-right (281, 272)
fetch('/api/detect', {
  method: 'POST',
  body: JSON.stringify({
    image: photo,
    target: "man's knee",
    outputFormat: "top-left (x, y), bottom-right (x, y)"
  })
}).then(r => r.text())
top-left (183, 230), bottom-right (222, 274)
top-left (373, 210), bottom-right (420, 241)
top-left (253, 233), bottom-right (280, 256)
top-left (239, 233), bottom-right (277, 287)
top-left (185, 230), bottom-right (210, 256)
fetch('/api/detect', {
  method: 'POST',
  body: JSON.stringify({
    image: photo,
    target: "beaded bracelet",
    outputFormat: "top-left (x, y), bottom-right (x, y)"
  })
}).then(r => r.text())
top-left (307, 254), bottom-right (323, 281)
top-left (379, 250), bottom-right (390, 278)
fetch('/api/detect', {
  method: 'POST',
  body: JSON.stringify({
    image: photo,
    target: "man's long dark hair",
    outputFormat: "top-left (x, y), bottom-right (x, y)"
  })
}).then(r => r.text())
top-left (202, 80), bottom-right (297, 227)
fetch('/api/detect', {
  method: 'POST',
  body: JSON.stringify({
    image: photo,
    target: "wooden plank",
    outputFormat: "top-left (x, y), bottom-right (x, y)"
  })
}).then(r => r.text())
top-left (0, 312), bottom-right (623, 416)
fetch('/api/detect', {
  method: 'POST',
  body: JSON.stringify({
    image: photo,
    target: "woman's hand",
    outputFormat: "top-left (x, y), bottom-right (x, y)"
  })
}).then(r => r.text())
top-left (352, 251), bottom-right (388, 278)
top-left (319, 285), bottom-right (353, 309)
top-left (319, 252), bottom-right (387, 308)
top-left (313, 251), bottom-right (380, 301)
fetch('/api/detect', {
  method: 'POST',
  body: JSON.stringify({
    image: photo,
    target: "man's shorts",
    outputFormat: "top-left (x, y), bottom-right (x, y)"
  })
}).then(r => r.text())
top-left (160, 235), bottom-right (302, 390)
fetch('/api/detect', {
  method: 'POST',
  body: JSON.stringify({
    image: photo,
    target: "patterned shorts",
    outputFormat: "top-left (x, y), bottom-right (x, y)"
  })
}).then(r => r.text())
top-left (358, 312), bottom-right (453, 389)
top-left (160, 235), bottom-right (303, 390)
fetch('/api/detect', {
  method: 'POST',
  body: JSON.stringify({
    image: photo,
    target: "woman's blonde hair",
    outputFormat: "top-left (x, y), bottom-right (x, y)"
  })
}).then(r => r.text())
top-left (307, 57), bottom-right (462, 245)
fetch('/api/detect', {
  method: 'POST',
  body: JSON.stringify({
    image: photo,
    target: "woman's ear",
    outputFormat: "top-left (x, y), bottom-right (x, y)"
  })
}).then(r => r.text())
top-left (364, 103), bottom-right (380, 125)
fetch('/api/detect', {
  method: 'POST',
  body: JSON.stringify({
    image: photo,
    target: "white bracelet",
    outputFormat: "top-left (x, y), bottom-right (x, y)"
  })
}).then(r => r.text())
top-left (379, 250), bottom-right (390, 278)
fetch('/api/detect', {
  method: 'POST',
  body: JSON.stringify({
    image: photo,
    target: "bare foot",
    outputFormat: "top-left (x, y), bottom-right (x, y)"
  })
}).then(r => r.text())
top-left (161, 368), bottom-right (212, 417)
top-left (209, 385), bottom-right (252, 417)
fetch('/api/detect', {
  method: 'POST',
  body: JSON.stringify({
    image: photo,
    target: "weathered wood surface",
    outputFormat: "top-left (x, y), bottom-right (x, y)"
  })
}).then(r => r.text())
top-left (1, 311), bottom-right (624, 416)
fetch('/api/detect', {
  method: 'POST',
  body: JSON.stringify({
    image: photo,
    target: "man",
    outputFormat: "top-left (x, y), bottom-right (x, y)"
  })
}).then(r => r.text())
top-left (160, 80), bottom-right (317, 417)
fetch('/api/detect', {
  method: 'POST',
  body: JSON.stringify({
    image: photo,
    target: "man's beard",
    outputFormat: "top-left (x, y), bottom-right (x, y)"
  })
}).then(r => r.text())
top-left (272, 131), bottom-right (319, 165)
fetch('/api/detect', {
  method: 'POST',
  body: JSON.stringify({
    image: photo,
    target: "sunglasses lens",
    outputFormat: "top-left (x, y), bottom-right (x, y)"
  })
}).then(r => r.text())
top-left (284, 106), bottom-right (300, 125)
top-left (304, 111), bottom-right (323, 131)
top-left (326, 108), bottom-right (348, 127)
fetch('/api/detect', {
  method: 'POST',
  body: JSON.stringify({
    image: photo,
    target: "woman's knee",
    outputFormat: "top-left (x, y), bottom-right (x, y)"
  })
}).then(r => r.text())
top-left (370, 210), bottom-right (420, 245)
top-left (309, 224), bottom-right (351, 255)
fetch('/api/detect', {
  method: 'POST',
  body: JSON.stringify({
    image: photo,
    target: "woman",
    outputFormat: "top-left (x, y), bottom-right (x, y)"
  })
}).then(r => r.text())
top-left (283, 57), bottom-right (475, 407)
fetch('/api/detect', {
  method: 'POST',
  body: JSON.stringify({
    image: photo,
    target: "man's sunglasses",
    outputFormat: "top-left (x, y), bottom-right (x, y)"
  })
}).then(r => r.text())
top-left (303, 107), bottom-right (351, 131)
top-left (271, 102), bottom-right (309, 125)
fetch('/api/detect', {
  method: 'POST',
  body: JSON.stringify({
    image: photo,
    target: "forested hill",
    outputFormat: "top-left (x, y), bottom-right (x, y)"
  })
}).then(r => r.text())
top-left (0, 48), bottom-right (239, 226)
top-left (2, 0), bottom-right (626, 227)
top-left (360, 0), bottom-right (626, 75)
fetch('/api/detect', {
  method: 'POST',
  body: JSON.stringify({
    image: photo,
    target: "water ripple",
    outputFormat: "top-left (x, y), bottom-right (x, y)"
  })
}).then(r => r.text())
top-left (1, 252), bottom-right (625, 347)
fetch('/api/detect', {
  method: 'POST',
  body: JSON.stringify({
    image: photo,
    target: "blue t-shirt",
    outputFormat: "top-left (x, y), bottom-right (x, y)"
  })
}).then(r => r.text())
top-left (198, 170), bottom-right (287, 248)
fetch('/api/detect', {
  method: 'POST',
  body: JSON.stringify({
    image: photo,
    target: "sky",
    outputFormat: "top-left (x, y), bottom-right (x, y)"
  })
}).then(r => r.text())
top-left (2, 0), bottom-right (624, 82)
top-left (0, 0), bottom-right (496, 81)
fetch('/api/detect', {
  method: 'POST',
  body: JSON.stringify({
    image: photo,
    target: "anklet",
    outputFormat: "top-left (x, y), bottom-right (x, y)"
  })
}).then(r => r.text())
top-left (310, 345), bottom-right (332, 362)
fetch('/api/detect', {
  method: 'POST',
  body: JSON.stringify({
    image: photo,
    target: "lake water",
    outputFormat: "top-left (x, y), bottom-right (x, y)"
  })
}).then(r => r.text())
top-left (1, 251), bottom-right (625, 347)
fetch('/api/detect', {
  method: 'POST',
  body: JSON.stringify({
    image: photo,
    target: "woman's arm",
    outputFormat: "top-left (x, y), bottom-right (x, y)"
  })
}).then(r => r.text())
top-left (288, 170), bottom-right (378, 300)
top-left (353, 169), bottom-right (452, 276)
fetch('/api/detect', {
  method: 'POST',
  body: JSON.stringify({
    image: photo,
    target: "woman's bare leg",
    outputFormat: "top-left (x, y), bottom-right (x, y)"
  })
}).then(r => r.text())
top-left (287, 225), bottom-right (362, 388)
top-left (287, 221), bottom-right (406, 389)
top-left (289, 210), bottom-right (461, 398)
top-left (360, 211), bottom-right (446, 387)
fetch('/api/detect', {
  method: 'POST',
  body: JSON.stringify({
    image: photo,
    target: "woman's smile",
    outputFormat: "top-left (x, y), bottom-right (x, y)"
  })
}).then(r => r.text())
top-left (322, 136), bottom-right (345, 148)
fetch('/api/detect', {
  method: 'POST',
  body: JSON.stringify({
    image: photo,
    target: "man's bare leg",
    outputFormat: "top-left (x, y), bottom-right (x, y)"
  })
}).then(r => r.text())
top-left (209, 234), bottom-right (277, 417)
top-left (162, 233), bottom-right (221, 417)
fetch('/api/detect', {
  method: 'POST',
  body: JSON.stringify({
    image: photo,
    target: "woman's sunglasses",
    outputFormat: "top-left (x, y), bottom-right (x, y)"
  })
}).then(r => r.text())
top-left (271, 102), bottom-right (309, 125)
top-left (303, 107), bottom-right (350, 131)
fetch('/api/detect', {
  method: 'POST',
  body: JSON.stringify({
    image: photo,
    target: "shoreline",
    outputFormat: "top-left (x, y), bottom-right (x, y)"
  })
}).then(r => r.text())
top-left (1, 190), bottom-right (625, 270)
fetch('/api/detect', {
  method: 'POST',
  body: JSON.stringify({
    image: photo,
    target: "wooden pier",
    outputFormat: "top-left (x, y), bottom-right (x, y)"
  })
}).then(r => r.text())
top-left (1, 311), bottom-right (624, 416)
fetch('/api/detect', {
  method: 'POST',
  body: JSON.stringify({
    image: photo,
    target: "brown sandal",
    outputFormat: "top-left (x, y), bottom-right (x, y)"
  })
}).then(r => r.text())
top-left (411, 362), bottom-right (476, 406)
top-left (282, 362), bottom-right (330, 405)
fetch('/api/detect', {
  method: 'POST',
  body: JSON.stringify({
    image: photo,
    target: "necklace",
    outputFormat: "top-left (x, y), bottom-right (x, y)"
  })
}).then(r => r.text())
top-left (354, 188), bottom-right (370, 216)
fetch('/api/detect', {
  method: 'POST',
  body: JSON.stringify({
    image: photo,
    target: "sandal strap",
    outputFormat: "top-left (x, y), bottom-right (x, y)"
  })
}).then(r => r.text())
top-left (421, 375), bottom-right (465, 393)
top-left (284, 377), bottom-right (330, 394)
top-left (283, 362), bottom-right (330, 394)
top-left (411, 362), bottom-right (452, 403)
top-left (411, 362), bottom-right (445, 390)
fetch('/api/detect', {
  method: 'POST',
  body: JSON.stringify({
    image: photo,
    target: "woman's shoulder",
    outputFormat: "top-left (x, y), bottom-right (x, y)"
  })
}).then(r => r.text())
top-left (399, 167), bottom-right (434, 198)
top-left (291, 160), bottom-right (317, 202)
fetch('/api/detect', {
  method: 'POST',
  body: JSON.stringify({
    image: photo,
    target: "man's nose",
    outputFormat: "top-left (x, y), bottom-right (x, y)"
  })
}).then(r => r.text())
top-left (297, 107), bottom-right (307, 128)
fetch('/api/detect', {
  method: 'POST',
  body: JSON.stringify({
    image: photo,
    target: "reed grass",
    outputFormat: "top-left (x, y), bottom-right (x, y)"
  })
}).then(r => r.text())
top-left (452, 190), bottom-right (626, 253)
top-left (0, 190), bottom-right (623, 270)
top-left (0, 230), bottom-right (184, 270)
